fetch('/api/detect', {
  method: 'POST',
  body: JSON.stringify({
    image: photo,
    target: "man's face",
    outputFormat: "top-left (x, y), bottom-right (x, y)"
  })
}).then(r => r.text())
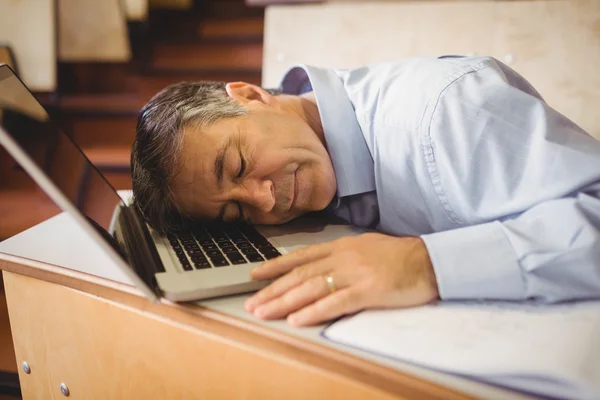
top-left (170, 83), bottom-right (337, 225)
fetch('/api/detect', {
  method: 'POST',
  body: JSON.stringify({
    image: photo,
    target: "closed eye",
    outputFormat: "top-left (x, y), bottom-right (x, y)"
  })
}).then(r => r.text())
top-left (237, 155), bottom-right (246, 178)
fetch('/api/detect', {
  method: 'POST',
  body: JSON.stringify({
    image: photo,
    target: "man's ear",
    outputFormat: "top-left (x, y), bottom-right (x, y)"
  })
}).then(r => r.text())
top-left (225, 82), bottom-right (274, 105)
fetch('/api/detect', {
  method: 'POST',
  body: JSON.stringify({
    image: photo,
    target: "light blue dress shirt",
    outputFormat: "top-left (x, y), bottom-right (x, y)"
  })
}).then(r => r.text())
top-left (280, 56), bottom-right (600, 303)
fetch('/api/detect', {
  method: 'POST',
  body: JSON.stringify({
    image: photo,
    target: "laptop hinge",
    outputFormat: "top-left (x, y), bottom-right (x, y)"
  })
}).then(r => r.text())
top-left (117, 204), bottom-right (165, 297)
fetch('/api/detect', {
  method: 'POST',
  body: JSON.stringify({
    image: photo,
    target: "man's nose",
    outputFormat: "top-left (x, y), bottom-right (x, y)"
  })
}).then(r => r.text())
top-left (242, 179), bottom-right (275, 213)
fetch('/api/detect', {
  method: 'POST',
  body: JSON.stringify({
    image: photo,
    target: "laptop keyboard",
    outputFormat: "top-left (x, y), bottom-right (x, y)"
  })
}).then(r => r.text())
top-left (167, 224), bottom-right (281, 271)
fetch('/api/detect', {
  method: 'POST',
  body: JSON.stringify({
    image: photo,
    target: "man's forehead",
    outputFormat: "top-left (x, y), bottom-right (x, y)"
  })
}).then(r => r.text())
top-left (170, 125), bottom-right (227, 219)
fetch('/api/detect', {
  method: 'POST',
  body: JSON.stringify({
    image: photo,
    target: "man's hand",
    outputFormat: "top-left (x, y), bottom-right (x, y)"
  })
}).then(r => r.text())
top-left (244, 233), bottom-right (439, 327)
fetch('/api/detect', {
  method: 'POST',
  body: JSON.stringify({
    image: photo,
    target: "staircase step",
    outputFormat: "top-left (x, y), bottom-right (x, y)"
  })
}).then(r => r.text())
top-left (203, 0), bottom-right (264, 19)
top-left (82, 146), bottom-right (131, 170)
top-left (58, 62), bottom-right (137, 95)
top-left (66, 116), bottom-right (138, 149)
top-left (103, 171), bottom-right (132, 190)
top-left (199, 17), bottom-right (264, 41)
top-left (55, 93), bottom-right (143, 116)
top-left (152, 42), bottom-right (263, 71)
top-left (149, 9), bottom-right (205, 41)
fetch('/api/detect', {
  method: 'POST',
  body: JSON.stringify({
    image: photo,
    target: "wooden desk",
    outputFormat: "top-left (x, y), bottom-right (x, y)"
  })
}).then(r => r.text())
top-left (0, 213), bottom-right (532, 399)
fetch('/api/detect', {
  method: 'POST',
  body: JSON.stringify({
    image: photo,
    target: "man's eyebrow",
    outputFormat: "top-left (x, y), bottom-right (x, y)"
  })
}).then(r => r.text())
top-left (214, 136), bottom-right (235, 188)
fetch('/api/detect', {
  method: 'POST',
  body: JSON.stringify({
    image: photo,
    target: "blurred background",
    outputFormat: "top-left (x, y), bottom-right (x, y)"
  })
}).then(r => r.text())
top-left (0, 0), bottom-right (264, 397)
top-left (0, 0), bottom-right (265, 242)
top-left (0, 0), bottom-right (598, 397)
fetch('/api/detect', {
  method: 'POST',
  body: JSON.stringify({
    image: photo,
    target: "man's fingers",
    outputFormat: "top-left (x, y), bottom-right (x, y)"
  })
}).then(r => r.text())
top-left (252, 274), bottom-right (336, 320)
top-left (250, 242), bottom-right (332, 280)
top-left (287, 287), bottom-right (368, 327)
top-left (245, 258), bottom-right (333, 312)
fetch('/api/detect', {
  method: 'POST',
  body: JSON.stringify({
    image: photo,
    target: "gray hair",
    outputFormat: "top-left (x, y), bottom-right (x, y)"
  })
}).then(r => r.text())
top-left (131, 81), bottom-right (248, 234)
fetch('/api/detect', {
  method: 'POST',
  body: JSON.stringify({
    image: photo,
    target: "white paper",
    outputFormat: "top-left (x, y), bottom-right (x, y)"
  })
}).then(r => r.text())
top-left (322, 301), bottom-right (600, 399)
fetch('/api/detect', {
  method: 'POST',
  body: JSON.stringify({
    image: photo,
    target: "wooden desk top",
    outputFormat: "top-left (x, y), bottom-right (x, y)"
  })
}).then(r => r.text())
top-left (0, 214), bottom-right (531, 399)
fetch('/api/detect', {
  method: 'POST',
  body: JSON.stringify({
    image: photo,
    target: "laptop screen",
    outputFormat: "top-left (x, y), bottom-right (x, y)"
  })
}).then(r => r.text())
top-left (0, 65), bottom-right (125, 233)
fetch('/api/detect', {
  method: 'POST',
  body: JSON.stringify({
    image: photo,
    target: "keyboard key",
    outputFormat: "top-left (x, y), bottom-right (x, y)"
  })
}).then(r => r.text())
top-left (246, 252), bottom-right (265, 262)
top-left (259, 246), bottom-right (279, 254)
top-left (202, 244), bottom-right (218, 251)
top-left (225, 248), bottom-right (243, 256)
top-left (205, 249), bottom-right (222, 256)
top-left (183, 244), bottom-right (200, 251)
top-left (221, 247), bottom-right (240, 254)
top-left (236, 242), bottom-right (253, 249)
top-left (253, 241), bottom-right (273, 249)
top-left (226, 253), bottom-right (247, 264)
top-left (190, 253), bottom-right (208, 262)
top-left (181, 261), bottom-right (193, 271)
top-left (240, 247), bottom-right (259, 256)
top-left (179, 260), bottom-right (192, 270)
top-left (210, 255), bottom-right (229, 267)
top-left (261, 250), bottom-right (281, 260)
top-left (193, 259), bottom-right (211, 269)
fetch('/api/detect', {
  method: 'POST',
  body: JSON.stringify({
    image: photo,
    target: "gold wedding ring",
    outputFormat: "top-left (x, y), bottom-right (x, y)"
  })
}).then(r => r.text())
top-left (325, 274), bottom-right (337, 294)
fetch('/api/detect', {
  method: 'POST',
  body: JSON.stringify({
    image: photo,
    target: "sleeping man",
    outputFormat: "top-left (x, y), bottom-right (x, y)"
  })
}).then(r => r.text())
top-left (131, 56), bottom-right (600, 326)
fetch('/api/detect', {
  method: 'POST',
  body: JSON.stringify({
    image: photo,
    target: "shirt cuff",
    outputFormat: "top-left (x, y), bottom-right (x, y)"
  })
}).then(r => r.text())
top-left (421, 221), bottom-right (526, 301)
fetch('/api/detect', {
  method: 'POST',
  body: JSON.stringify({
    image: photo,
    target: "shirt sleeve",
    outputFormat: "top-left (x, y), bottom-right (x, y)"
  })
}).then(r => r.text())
top-left (420, 58), bottom-right (600, 302)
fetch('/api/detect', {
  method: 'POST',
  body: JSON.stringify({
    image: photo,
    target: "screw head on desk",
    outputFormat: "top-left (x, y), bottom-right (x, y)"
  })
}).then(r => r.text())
top-left (60, 383), bottom-right (70, 396)
top-left (22, 361), bottom-right (31, 374)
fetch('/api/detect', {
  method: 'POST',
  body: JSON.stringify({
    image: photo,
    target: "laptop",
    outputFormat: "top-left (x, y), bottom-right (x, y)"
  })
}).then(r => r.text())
top-left (0, 64), bottom-right (365, 302)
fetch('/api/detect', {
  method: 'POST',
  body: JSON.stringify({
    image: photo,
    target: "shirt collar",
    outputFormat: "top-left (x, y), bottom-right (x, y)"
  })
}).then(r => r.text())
top-left (280, 65), bottom-right (375, 198)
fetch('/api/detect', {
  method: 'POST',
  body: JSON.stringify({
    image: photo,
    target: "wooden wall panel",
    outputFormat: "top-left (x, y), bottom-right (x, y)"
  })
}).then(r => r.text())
top-left (263, 0), bottom-right (600, 138)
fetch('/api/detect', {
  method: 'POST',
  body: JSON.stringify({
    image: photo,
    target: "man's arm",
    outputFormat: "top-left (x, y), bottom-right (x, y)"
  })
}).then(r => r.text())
top-left (421, 59), bottom-right (600, 302)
